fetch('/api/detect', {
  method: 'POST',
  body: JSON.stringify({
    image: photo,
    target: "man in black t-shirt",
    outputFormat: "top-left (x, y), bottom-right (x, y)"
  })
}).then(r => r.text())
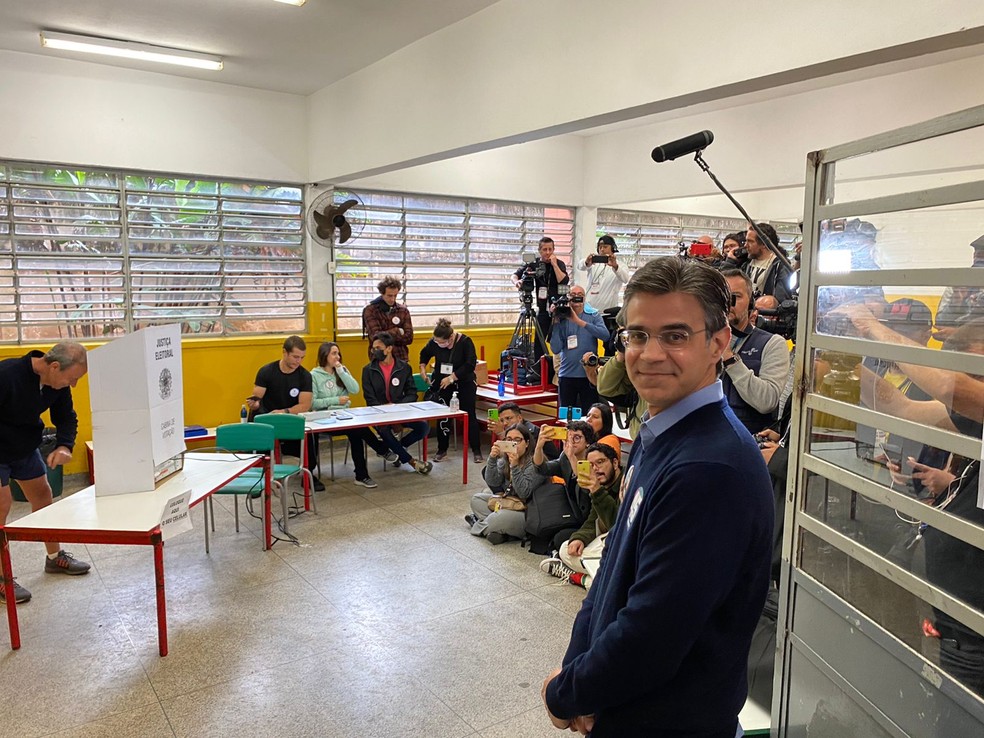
top-left (246, 336), bottom-right (322, 490)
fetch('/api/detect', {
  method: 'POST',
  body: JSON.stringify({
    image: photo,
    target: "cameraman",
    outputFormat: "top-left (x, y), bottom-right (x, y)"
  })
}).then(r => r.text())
top-left (549, 285), bottom-right (610, 414)
top-left (742, 223), bottom-right (793, 302)
top-left (512, 237), bottom-right (570, 368)
top-left (576, 235), bottom-right (628, 313)
top-left (361, 276), bottom-right (414, 362)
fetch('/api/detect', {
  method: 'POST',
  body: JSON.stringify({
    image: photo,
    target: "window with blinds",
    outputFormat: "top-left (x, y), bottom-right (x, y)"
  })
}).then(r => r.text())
top-left (0, 162), bottom-right (305, 342)
top-left (595, 209), bottom-right (800, 267)
top-left (333, 190), bottom-right (575, 330)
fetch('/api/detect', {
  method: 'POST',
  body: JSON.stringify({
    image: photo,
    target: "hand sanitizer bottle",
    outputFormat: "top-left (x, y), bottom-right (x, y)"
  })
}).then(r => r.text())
top-left (449, 392), bottom-right (460, 413)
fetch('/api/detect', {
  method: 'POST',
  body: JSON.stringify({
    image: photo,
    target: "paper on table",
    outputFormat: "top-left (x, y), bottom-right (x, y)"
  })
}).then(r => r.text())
top-left (377, 404), bottom-right (413, 413)
top-left (347, 407), bottom-right (382, 417)
top-left (410, 401), bottom-right (448, 411)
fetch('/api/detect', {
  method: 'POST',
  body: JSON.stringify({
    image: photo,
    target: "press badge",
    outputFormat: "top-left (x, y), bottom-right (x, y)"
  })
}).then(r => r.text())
top-left (538, 286), bottom-right (547, 301)
top-left (567, 334), bottom-right (578, 350)
top-left (440, 363), bottom-right (453, 375)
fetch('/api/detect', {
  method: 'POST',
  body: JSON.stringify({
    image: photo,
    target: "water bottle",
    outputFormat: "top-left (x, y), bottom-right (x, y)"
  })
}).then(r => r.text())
top-left (240, 404), bottom-right (248, 423)
top-left (449, 392), bottom-right (460, 413)
top-left (497, 374), bottom-right (506, 397)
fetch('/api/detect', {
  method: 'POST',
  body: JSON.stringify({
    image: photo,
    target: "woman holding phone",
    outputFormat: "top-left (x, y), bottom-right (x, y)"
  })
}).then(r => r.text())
top-left (584, 402), bottom-right (622, 458)
top-left (465, 424), bottom-right (545, 544)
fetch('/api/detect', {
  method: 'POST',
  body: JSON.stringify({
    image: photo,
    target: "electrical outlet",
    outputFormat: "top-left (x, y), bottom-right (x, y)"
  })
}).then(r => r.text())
top-left (327, 261), bottom-right (337, 274)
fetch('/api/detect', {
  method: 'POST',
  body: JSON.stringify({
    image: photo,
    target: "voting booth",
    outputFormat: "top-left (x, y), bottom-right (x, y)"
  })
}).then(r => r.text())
top-left (88, 324), bottom-right (186, 496)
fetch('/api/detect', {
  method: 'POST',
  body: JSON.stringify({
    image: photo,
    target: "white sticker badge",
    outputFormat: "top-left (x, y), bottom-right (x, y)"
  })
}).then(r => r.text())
top-left (289, 388), bottom-right (300, 397)
top-left (391, 377), bottom-right (400, 386)
top-left (626, 487), bottom-right (645, 528)
top-left (392, 316), bottom-right (401, 325)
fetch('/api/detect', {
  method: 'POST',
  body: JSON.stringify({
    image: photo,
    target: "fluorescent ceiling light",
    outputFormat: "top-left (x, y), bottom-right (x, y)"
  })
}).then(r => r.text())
top-left (273, 0), bottom-right (308, 5)
top-left (40, 31), bottom-right (223, 71)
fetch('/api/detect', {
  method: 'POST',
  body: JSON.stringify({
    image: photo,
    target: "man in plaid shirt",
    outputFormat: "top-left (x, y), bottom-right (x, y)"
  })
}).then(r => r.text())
top-left (362, 276), bottom-right (414, 363)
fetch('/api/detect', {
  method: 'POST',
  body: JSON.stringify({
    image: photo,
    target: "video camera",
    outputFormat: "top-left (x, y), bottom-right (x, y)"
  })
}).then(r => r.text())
top-left (518, 255), bottom-right (548, 306)
top-left (756, 299), bottom-right (799, 341)
top-left (550, 285), bottom-right (579, 319)
top-left (582, 353), bottom-right (612, 367)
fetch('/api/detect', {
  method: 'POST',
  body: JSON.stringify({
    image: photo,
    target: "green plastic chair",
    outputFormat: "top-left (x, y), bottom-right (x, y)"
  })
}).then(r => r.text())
top-left (207, 422), bottom-right (275, 552)
top-left (254, 413), bottom-right (318, 515)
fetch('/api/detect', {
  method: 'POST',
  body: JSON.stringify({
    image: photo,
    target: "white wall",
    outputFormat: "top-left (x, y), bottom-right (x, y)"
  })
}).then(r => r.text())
top-left (0, 50), bottom-right (308, 182)
top-left (308, 0), bottom-right (984, 182)
top-left (589, 52), bottom-right (984, 219)
top-left (342, 136), bottom-right (584, 205)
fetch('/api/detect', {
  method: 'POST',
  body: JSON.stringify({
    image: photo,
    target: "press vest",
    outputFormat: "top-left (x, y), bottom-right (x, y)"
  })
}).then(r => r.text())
top-left (722, 327), bottom-right (775, 433)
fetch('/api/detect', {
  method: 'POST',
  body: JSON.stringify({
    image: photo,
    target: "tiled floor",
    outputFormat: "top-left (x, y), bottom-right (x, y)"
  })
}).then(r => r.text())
top-left (0, 450), bottom-right (587, 737)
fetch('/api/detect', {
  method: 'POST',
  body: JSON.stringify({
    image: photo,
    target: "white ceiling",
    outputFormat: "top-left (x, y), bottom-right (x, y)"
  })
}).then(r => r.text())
top-left (0, 0), bottom-right (500, 95)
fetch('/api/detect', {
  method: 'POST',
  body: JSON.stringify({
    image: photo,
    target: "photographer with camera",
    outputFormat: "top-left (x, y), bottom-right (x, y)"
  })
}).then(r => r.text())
top-left (361, 276), bottom-right (414, 363)
top-left (549, 285), bottom-right (610, 414)
top-left (742, 223), bottom-right (793, 302)
top-left (721, 270), bottom-right (790, 434)
top-left (576, 235), bottom-right (628, 314)
top-left (512, 237), bottom-right (570, 372)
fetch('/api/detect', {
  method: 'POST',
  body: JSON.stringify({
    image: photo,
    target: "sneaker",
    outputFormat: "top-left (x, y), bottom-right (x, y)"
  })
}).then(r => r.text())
top-left (539, 557), bottom-right (578, 584)
top-left (378, 450), bottom-right (399, 463)
top-left (44, 550), bottom-right (91, 576)
top-left (312, 478), bottom-right (326, 492)
top-left (354, 477), bottom-right (378, 489)
top-left (472, 452), bottom-right (484, 463)
top-left (412, 460), bottom-right (433, 476)
top-left (0, 578), bottom-right (31, 604)
top-left (464, 513), bottom-right (479, 527)
top-left (486, 531), bottom-right (509, 545)
top-left (434, 451), bottom-right (448, 462)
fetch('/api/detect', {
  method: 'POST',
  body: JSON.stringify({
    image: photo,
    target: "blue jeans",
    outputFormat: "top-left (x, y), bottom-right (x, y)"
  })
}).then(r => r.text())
top-left (375, 421), bottom-right (429, 464)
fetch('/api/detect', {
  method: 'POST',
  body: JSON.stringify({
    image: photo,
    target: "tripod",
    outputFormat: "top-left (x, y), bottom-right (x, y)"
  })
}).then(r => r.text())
top-left (506, 300), bottom-right (550, 384)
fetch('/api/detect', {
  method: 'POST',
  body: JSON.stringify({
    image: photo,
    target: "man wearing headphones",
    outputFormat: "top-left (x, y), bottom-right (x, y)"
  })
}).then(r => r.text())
top-left (578, 235), bottom-right (628, 313)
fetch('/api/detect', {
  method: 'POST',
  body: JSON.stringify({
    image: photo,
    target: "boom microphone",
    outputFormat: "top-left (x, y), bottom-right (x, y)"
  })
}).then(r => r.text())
top-left (651, 130), bottom-right (714, 163)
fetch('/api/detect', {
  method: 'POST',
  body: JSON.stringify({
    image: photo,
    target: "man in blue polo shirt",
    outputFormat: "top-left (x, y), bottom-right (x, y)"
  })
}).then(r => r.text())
top-left (542, 257), bottom-right (774, 737)
top-left (549, 284), bottom-right (611, 414)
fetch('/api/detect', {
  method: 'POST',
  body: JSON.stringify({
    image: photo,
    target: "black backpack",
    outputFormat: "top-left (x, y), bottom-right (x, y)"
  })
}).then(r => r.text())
top-left (524, 479), bottom-right (586, 554)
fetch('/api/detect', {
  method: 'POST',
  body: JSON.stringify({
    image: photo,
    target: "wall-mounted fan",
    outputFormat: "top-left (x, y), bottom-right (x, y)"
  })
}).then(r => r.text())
top-left (306, 190), bottom-right (367, 247)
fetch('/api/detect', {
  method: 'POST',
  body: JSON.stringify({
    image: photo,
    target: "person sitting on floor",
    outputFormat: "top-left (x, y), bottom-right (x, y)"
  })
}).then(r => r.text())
top-left (466, 424), bottom-right (546, 545)
top-left (488, 402), bottom-right (559, 466)
top-left (533, 420), bottom-right (598, 551)
top-left (361, 332), bottom-right (433, 476)
top-left (312, 341), bottom-right (397, 489)
top-left (540, 442), bottom-right (622, 589)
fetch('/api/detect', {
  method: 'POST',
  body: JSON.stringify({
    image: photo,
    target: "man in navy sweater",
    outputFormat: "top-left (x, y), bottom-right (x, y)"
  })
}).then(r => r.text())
top-left (0, 342), bottom-right (92, 604)
top-left (542, 257), bottom-right (774, 737)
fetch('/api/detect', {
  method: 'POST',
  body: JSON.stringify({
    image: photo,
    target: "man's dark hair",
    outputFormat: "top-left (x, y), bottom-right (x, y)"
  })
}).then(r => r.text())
top-left (497, 402), bottom-right (522, 416)
top-left (623, 257), bottom-right (729, 336)
top-left (724, 232), bottom-right (745, 246)
top-left (586, 442), bottom-right (619, 465)
top-left (377, 276), bottom-right (401, 294)
top-left (597, 234), bottom-right (618, 252)
top-left (567, 420), bottom-right (598, 445)
top-left (283, 335), bottom-right (306, 353)
top-left (538, 236), bottom-right (555, 247)
top-left (751, 223), bottom-right (779, 252)
top-left (372, 331), bottom-right (395, 347)
top-left (720, 268), bottom-right (753, 299)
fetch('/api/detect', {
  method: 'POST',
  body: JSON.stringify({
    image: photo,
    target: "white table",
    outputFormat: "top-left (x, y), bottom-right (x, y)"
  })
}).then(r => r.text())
top-left (303, 402), bottom-right (470, 483)
top-left (0, 452), bottom-right (265, 656)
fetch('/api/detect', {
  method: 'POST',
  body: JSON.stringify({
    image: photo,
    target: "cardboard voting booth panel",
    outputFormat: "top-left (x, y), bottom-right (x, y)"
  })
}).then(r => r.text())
top-left (88, 324), bottom-right (186, 496)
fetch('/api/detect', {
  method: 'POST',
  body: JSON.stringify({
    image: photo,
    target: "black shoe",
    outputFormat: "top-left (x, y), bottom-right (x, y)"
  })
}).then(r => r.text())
top-left (312, 478), bottom-right (326, 492)
top-left (486, 531), bottom-right (509, 545)
top-left (464, 513), bottom-right (479, 527)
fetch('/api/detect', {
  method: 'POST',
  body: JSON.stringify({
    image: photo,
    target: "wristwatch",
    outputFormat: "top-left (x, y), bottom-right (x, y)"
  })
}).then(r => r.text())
top-left (723, 355), bottom-right (740, 369)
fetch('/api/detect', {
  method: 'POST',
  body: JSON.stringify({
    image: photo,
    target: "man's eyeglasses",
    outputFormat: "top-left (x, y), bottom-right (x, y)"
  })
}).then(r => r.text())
top-left (618, 328), bottom-right (709, 350)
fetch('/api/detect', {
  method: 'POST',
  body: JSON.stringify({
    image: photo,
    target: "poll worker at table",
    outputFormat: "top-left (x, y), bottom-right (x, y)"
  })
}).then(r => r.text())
top-left (362, 332), bottom-right (433, 476)
top-left (312, 341), bottom-right (395, 489)
top-left (246, 335), bottom-right (323, 492)
top-left (419, 318), bottom-right (483, 464)
top-left (0, 342), bottom-right (92, 605)
top-left (541, 257), bottom-right (773, 737)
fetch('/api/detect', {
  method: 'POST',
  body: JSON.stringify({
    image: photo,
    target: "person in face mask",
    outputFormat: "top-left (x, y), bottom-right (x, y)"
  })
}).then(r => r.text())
top-left (361, 332), bottom-right (432, 475)
top-left (719, 270), bottom-right (790, 434)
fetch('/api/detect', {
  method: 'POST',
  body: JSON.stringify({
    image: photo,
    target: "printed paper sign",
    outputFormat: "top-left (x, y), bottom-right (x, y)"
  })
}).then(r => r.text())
top-left (160, 490), bottom-right (193, 541)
